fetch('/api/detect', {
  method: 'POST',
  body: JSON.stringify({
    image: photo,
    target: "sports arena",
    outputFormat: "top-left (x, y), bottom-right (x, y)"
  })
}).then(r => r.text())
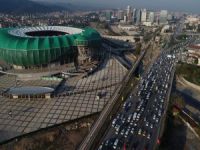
top-left (0, 26), bottom-right (102, 69)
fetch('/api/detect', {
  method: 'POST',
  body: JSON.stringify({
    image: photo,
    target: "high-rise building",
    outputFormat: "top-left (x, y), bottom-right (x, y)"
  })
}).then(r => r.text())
top-left (124, 15), bottom-right (127, 23)
top-left (159, 10), bottom-right (168, 24)
top-left (105, 11), bottom-right (112, 21)
top-left (135, 9), bottom-right (141, 24)
top-left (117, 10), bottom-right (124, 20)
top-left (141, 9), bottom-right (147, 22)
top-left (148, 12), bottom-right (155, 23)
top-left (167, 14), bottom-right (173, 20)
top-left (127, 5), bottom-right (132, 22)
top-left (132, 8), bottom-right (136, 22)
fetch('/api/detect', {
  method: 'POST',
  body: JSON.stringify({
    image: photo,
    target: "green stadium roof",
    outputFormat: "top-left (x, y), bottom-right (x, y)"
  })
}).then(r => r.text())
top-left (0, 26), bottom-right (102, 67)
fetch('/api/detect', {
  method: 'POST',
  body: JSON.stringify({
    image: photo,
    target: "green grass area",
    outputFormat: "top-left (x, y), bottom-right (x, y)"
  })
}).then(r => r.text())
top-left (176, 63), bottom-right (200, 86)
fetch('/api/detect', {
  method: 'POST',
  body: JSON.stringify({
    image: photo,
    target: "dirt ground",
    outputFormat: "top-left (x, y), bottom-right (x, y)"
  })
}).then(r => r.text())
top-left (0, 115), bottom-right (98, 150)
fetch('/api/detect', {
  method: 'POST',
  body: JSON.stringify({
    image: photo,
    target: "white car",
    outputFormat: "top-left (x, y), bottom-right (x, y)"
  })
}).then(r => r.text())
top-left (113, 139), bottom-right (119, 149)
top-left (138, 129), bottom-right (142, 135)
top-left (145, 121), bottom-right (149, 127)
top-left (147, 133), bottom-right (151, 139)
top-left (153, 114), bottom-right (156, 120)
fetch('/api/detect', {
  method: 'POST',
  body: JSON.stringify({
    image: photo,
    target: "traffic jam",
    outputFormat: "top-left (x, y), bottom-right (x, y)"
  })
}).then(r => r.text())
top-left (98, 46), bottom-right (185, 150)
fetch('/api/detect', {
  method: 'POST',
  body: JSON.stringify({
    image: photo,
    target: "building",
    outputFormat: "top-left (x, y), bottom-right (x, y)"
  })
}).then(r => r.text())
top-left (186, 44), bottom-right (200, 65)
top-left (132, 8), bottom-right (136, 22)
top-left (124, 15), bottom-right (127, 23)
top-left (105, 11), bottom-right (112, 21)
top-left (148, 12), bottom-right (155, 23)
top-left (135, 9), bottom-right (141, 24)
top-left (141, 9), bottom-right (147, 23)
top-left (117, 10), bottom-right (124, 20)
top-left (0, 26), bottom-right (102, 69)
top-left (127, 5), bottom-right (132, 22)
top-left (118, 24), bottom-right (138, 31)
top-left (159, 10), bottom-right (168, 24)
top-left (143, 21), bottom-right (152, 26)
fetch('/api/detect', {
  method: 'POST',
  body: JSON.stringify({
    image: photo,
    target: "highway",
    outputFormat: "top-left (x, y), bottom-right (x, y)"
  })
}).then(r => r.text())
top-left (97, 35), bottom-right (195, 150)
top-left (78, 49), bottom-right (146, 150)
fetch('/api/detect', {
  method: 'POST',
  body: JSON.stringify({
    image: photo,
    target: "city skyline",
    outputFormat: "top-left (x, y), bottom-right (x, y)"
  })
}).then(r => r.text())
top-left (34, 0), bottom-right (200, 14)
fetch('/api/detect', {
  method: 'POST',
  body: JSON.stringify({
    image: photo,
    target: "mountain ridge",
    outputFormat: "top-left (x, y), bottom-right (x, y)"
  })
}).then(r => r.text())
top-left (0, 0), bottom-right (66, 14)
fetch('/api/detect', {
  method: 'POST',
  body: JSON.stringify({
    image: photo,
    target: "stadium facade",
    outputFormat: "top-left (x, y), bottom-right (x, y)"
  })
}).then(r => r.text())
top-left (0, 26), bottom-right (102, 69)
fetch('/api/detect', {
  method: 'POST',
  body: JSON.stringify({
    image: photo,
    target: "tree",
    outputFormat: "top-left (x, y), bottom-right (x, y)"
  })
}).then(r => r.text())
top-left (135, 42), bottom-right (142, 55)
top-left (194, 58), bottom-right (198, 65)
top-left (171, 93), bottom-right (185, 109)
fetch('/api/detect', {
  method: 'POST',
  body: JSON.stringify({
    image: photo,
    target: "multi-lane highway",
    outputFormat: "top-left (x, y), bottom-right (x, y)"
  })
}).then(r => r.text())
top-left (78, 49), bottom-right (146, 150)
top-left (97, 36), bottom-right (195, 150)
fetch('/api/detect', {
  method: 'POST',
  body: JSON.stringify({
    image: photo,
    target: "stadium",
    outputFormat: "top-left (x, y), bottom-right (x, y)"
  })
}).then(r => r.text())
top-left (0, 26), bottom-right (102, 69)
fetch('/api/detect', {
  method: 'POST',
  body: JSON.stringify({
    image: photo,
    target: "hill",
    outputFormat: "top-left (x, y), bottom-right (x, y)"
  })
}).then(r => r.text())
top-left (0, 0), bottom-right (66, 14)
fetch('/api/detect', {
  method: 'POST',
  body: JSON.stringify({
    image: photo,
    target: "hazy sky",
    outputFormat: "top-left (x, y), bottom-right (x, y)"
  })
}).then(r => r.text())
top-left (34, 0), bottom-right (200, 13)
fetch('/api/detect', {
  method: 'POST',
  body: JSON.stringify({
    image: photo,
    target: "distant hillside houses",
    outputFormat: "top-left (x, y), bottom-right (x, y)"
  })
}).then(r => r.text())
top-left (185, 44), bottom-right (200, 65)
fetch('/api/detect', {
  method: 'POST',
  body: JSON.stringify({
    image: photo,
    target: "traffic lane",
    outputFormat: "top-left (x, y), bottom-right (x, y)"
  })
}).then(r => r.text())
top-left (134, 67), bottom-right (175, 148)
top-left (99, 92), bottom-right (141, 148)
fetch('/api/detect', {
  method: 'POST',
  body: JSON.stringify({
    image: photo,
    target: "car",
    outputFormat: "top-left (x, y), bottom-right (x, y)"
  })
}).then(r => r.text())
top-left (113, 138), bottom-right (120, 149)
top-left (133, 123), bottom-right (137, 127)
top-left (138, 129), bottom-right (142, 135)
top-left (144, 117), bottom-right (147, 122)
top-left (112, 118), bottom-right (118, 127)
top-left (141, 107), bottom-right (144, 112)
top-left (124, 101), bottom-right (132, 112)
top-left (124, 129), bottom-right (130, 138)
top-left (130, 127), bottom-right (135, 134)
top-left (158, 111), bottom-right (162, 117)
top-left (142, 130), bottom-right (146, 137)
top-left (121, 117), bottom-right (126, 124)
top-left (145, 121), bottom-right (149, 127)
top-left (104, 138), bottom-right (116, 148)
top-left (116, 113), bottom-right (124, 120)
top-left (115, 124), bottom-right (122, 134)
top-left (153, 114), bottom-right (156, 120)
top-left (127, 114), bottom-right (132, 123)
top-left (138, 91), bottom-right (141, 96)
top-left (137, 113), bottom-right (141, 119)
top-left (147, 133), bottom-right (151, 139)
top-left (98, 144), bottom-right (103, 150)
top-left (156, 118), bottom-right (159, 123)
top-left (104, 139), bottom-right (109, 146)
top-left (120, 128), bottom-right (126, 136)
